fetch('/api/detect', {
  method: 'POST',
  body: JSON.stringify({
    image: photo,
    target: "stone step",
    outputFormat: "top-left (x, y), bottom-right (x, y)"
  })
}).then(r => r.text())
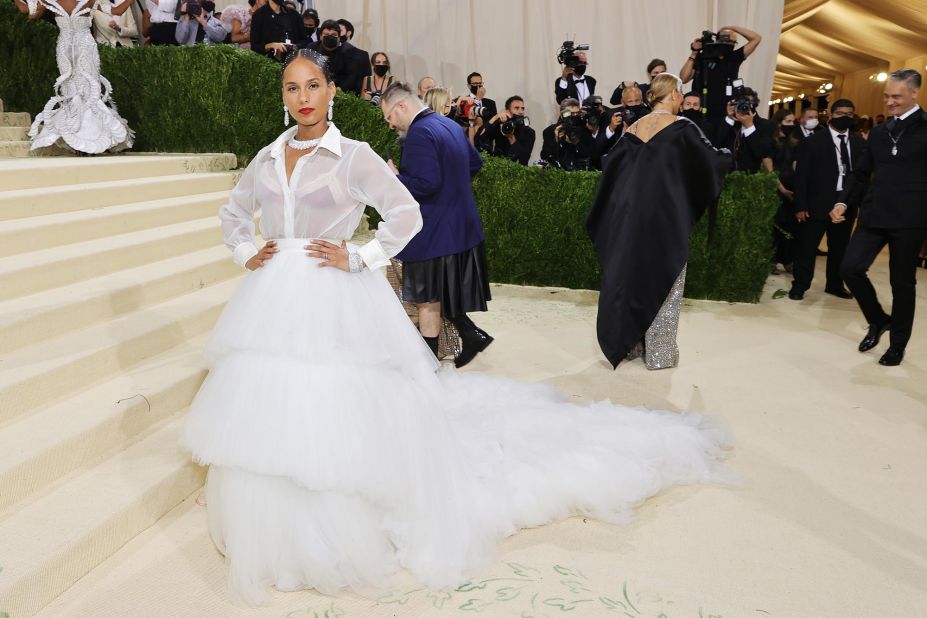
top-left (0, 417), bottom-right (205, 618)
top-left (0, 140), bottom-right (31, 158)
top-left (0, 337), bottom-right (208, 515)
top-left (0, 172), bottom-right (235, 222)
top-left (0, 216), bottom-right (223, 302)
top-left (0, 153), bottom-right (237, 192)
top-left (0, 191), bottom-right (229, 258)
top-left (0, 111), bottom-right (31, 128)
top-left (0, 243), bottom-right (242, 355)
top-left (0, 126), bottom-right (28, 141)
top-left (0, 276), bottom-right (238, 428)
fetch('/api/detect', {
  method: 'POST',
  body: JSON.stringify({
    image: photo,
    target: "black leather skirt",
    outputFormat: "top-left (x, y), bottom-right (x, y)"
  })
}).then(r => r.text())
top-left (401, 242), bottom-right (491, 317)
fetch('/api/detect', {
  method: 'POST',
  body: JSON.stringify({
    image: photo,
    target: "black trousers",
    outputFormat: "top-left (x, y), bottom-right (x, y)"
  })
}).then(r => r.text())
top-left (841, 225), bottom-right (927, 350)
top-left (148, 22), bottom-right (178, 45)
top-left (792, 209), bottom-right (855, 293)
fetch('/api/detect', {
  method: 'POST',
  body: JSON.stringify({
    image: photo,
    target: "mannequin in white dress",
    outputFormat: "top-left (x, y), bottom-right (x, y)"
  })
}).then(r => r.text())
top-left (181, 50), bottom-right (738, 607)
top-left (15, 0), bottom-right (134, 153)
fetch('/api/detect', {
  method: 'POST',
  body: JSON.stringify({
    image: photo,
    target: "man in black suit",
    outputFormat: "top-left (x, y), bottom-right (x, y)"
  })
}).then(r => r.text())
top-left (482, 96), bottom-right (536, 165)
top-left (555, 51), bottom-right (596, 104)
top-left (790, 98), bottom-right (867, 300)
top-left (308, 20), bottom-right (349, 86)
top-left (707, 88), bottom-right (774, 172)
top-left (795, 107), bottom-right (821, 141)
top-left (833, 69), bottom-right (927, 366)
top-left (335, 19), bottom-right (370, 96)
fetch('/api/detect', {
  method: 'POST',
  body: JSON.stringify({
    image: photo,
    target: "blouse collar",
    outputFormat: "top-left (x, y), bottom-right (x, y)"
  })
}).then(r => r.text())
top-left (270, 123), bottom-right (343, 160)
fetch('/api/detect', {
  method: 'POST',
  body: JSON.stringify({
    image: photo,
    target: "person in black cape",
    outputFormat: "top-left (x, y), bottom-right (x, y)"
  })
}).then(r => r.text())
top-left (586, 73), bottom-right (731, 369)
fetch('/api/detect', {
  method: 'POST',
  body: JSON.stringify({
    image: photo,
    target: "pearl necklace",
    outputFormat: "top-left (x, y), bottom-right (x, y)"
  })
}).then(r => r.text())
top-left (287, 136), bottom-right (322, 150)
top-left (650, 110), bottom-right (674, 115)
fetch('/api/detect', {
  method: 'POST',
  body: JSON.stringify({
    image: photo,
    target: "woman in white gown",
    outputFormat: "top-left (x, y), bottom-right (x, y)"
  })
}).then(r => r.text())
top-left (15, 0), bottom-right (134, 154)
top-left (181, 50), bottom-right (737, 606)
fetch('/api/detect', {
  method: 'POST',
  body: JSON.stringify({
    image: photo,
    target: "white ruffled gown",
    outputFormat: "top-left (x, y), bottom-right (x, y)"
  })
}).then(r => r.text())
top-left (28, 0), bottom-right (133, 153)
top-left (181, 124), bottom-right (736, 606)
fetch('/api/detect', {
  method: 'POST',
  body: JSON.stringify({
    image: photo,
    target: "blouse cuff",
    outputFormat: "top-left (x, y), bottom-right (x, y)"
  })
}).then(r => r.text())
top-left (356, 237), bottom-right (390, 270)
top-left (233, 242), bottom-right (259, 269)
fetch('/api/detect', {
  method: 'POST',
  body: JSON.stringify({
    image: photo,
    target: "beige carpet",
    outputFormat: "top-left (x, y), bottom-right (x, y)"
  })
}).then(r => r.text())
top-left (38, 256), bottom-right (927, 618)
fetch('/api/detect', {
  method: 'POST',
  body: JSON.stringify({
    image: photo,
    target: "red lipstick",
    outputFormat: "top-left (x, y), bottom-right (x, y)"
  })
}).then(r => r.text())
top-left (299, 107), bottom-right (314, 115)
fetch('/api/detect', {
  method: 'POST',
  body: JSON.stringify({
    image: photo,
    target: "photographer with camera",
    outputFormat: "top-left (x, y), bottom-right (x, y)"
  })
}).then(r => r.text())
top-left (482, 96), bottom-right (536, 165)
top-left (707, 83), bottom-right (773, 172)
top-left (680, 26), bottom-right (762, 120)
top-left (555, 42), bottom-right (596, 104)
top-left (175, 0), bottom-right (226, 44)
top-left (450, 72), bottom-right (497, 151)
top-left (609, 58), bottom-right (667, 105)
top-left (250, 0), bottom-right (308, 60)
top-left (541, 97), bottom-right (595, 171)
top-left (362, 52), bottom-right (394, 106)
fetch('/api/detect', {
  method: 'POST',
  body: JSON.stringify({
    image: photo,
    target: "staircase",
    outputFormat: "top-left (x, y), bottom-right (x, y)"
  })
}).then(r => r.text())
top-left (0, 150), bottom-right (247, 617)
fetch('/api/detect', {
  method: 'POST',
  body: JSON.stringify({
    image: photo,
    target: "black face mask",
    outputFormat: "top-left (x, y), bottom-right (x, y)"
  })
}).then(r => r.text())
top-left (305, 26), bottom-right (315, 36)
top-left (573, 64), bottom-right (587, 77)
top-left (373, 65), bottom-right (389, 77)
top-left (469, 85), bottom-right (480, 96)
top-left (340, 35), bottom-right (348, 44)
top-left (680, 108), bottom-right (702, 123)
top-left (780, 124), bottom-right (796, 137)
top-left (830, 115), bottom-right (855, 132)
top-left (321, 35), bottom-right (338, 49)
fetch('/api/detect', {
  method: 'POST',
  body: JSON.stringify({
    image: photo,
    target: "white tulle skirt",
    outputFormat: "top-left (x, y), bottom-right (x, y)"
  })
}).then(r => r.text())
top-left (181, 238), bottom-right (736, 606)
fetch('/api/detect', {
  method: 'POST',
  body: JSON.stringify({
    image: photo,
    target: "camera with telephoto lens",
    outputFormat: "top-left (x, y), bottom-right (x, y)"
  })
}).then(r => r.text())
top-left (697, 29), bottom-right (734, 61)
top-left (557, 40), bottom-right (590, 68)
top-left (500, 115), bottom-right (528, 135)
top-left (582, 95), bottom-right (603, 129)
top-left (729, 79), bottom-right (755, 116)
top-left (559, 109), bottom-right (588, 143)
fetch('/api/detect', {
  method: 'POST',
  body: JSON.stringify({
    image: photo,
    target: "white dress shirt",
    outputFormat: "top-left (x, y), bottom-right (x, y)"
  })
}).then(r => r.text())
top-left (558, 76), bottom-right (590, 103)
top-left (828, 125), bottom-right (852, 191)
top-left (896, 104), bottom-right (921, 121)
top-left (219, 124), bottom-right (423, 270)
top-left (146, 0), bottom-right (177, 23)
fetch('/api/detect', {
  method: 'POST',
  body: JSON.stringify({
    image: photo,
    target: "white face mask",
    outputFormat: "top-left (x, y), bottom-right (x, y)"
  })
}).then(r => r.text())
top-left (804, 118), bottom-right (819, 130)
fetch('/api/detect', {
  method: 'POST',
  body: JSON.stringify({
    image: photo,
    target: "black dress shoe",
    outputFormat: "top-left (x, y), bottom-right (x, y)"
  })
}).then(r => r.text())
top-left (454, 329), bottom-right (493, 368)
top-left (824, 287), bottom-right (854, 299)
top-left (879, 347), bottom-right (904, 366)
top-left (858, 322), bottom-right (891, 352)
top-left (788, 288), bottom-right (804, 300)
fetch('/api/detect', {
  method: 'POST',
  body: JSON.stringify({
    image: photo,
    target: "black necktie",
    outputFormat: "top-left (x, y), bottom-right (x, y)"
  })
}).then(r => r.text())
top-left (574, 78), bottom-right (585, 83)
top-left (886, 116), bottom-right (898, 135)
top-left (839, 134), bottom-right (851, 172)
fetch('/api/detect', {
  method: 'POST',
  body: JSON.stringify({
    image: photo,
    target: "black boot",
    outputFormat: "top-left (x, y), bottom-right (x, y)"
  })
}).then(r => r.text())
top-left (450, 314), bottom-right (493, 368)
top-left (423, 335), bottom-right (439, 358)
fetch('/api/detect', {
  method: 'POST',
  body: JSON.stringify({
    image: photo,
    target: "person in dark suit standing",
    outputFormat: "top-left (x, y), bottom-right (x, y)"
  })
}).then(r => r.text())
top-left (789, 98), bottom-right (868, 300)
top-left (707, 88), bottom-right (773, 172)
top-left (335, 18), bottom-right (370, 96)
top-left (380, 82), bottom-right (493, 367)
top-left (833, 69), bottom-right (927, 366)
top-left (555, 51), bottom-right (596, 104)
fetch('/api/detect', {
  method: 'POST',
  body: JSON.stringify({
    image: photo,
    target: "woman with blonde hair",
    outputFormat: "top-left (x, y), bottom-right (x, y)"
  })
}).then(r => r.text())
top-left (422, 86), bottom-right (453, 116)
top-left (587, 72), bottom-right (731, 369)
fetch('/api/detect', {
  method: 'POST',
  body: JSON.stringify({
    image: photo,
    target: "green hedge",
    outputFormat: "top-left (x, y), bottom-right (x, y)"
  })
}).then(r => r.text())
top-left (0, 8), bottom-right (777, 301)
top-left (473, 156), bottom-right (779, 302)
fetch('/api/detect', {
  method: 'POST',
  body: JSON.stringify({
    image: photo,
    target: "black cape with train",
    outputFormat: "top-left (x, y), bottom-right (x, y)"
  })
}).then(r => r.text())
top-left (586, 118), bottom-right (730, 367)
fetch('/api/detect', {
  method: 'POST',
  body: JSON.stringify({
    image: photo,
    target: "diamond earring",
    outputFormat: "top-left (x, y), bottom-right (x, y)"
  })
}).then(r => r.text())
top-left (327, 101), bottom-right (333, 121)
top-left (283, 105), bottom-right (289, 126)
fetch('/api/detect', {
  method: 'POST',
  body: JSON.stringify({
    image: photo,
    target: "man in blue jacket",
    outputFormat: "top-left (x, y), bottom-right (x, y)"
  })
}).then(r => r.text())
top-left (380, 82), bottom-right (493, 367)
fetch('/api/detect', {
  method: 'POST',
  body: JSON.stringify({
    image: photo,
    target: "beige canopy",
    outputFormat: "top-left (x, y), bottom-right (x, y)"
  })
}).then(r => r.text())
top-left (774, 0), bottom-right (927, 117)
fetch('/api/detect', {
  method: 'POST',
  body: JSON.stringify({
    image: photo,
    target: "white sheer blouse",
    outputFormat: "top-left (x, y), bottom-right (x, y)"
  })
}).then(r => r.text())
top-left (219, 124), bottom-right (423, 270)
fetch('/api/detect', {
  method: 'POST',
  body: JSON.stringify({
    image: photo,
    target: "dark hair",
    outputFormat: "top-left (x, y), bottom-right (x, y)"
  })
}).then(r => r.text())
top-left (830, 98), bottom-right (855, 112)
top-left (890, 68), bottom-right (922, 90)
top-left (202, 0), bottom-right (214, 11)
top-left (319, 19), bottom-right (340, 34)
top-left (683, 91), bottom-right (700, 100)
top-left (772, 108), bottom-right (799, 147)
top-left (466, 72), bottom-right (482, 85)
top-left (646, 58), bottom-right (666, 74)
top-left (282, 48), bottom-right (335, 84)
top-left (505, 95), bottom-right (524, 110)
top-left (336, 18), bottom-right (354, 38)
top-left (301, 9), bottom-right (317, 21)
top-left (248, 0), bottom-right (257, 6)
top-left (371, 51), bottom-right (390, 68)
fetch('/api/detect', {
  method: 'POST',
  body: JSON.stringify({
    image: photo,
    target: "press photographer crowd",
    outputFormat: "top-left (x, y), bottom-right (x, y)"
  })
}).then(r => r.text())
top-left (75, 2), bottom-right (927, 289)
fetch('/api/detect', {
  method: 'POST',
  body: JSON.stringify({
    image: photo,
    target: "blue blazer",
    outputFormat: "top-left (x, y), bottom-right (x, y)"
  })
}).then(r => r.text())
top-left (396, 110), bottom-right (484, 262)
